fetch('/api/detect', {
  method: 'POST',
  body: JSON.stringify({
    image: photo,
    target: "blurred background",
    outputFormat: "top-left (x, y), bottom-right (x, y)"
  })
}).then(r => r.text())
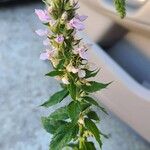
top-left (0, 0), bottom-right (150, 150)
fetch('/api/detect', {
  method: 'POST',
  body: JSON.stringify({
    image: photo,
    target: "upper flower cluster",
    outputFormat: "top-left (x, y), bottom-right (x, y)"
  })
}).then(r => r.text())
top-left (35, 0), bottom-right (90, 85)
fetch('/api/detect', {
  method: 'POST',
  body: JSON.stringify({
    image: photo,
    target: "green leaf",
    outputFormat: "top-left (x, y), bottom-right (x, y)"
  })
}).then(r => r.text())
top-left (67, 143), bottom-right (78, 150)
top-left (84, 118), bottom-right (102, 148)
top-left (48, 107), bottom-right (69, 121)
top-left (64, 1), bottom-right (72, 10)
top-left (87, 110), bottom-right (99, 121)
top-left (85, 69), bottom-right (100, 78)
top-left (82, 141), bottom-right (97, 150)
top-left (45, 70), bottom-right (63, 77)
top-left (56, 59), bottom-right (65, 70)
top-left (67, 101), bottom-right (81, 122)
top-left (67, 80), bottom-right (76, 100)
top-left (41, 117), bottom-right (67, 134)
top-left (80, 102), bottom-right (91, 112)
top-left (50, 123), bottom-right (77, 150)
top-left (41, 89), bottom-right (69, 107)
top-left (81, 81), bottom-right (111, 93)
top-left (83, 96), bottom-right (108, 115)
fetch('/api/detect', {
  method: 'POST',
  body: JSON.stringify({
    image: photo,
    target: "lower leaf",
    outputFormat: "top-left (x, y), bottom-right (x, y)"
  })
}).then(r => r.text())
top-left (84, 118), bottom-right (102, 148)
top-left (50, 123), bottom-right (78, 150)
top-left (41, 117), bottom-right (67, 134)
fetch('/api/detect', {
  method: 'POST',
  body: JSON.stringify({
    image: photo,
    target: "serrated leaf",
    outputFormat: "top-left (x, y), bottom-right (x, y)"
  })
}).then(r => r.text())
top-left (80, 102), bottom-right (91, 112)
top-left (85, 69), bottom-right (100, 78)
top-left (41, 89), bottom-right (69, 107)
top-left (83, 96), bottom-right (108, 115)
top-left (41, 117), bottom-right (67, 134)
top-left (82, 141), bottom-right (96, 150)
top-left (50, 123), bottom-right (77, 150)
top-left (87, 110), bottom-right (99, 121)
top-left (67, 101), bottom-right (81, 122)
top-left (67, 143), bottom-right (78, 149)
top-left (84, 118), bottom-right (102, 148)
top-left (45, 70), bottom-right (63, 77)
top-left (56, 59), bottom-right (65, 70)
top-left (81, 81), bottom-right (111, 93)
top-left (48, 107), bottom-right (69, 121)
top-left (67, 80), bottom-right (76, 100)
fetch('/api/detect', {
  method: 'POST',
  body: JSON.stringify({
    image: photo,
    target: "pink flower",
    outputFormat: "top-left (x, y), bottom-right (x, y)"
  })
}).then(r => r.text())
top-left (78, 70), bottom-right (86, 78)
top-left (40, 49), bottom-right (54, 60)
top-left (43, 38), bottom-right (50, 46)
top-left (55, 35), bottom-right (64, 43)
top-left (68, 18), bottom-right (85, 31)
top-left (73, 47), bottom-right (88, 59)
top-left (35, 9), bottom-right (51, 23)
top-left (75, 14), bottom-right (88, 21)
top-left (35, 29), bottom-right (48, 36)
top-left (62, 76), bottom-right (69, 85)
top-left (66, 64), bottom-right (79, 73)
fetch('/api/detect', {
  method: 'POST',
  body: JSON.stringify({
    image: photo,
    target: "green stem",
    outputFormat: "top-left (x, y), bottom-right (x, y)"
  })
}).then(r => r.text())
top-left (79, 124), bottom-right (83, 149)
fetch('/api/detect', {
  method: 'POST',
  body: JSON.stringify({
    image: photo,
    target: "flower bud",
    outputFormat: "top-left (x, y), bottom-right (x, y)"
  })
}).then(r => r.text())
top-left (82, 60), bottom-right (87, 65)
top-left (70, 0), bottom-right (75, 6)
top-left (51, 58), bottom-right (59, 68)
top-left (61, 12), bottom-right (68, 21)
top-left (71, 67), bottom-right (79, 74)
top-left (62, 76), bottom-right (69, 85)
top-left (55, 76), bottom-right (61, 81)
top-left (48, 6), bottom-right (53, 13)
top-left (78, 70), bottom-right (86, 78)
top-left (66, 64), bottom-right (72, 72)
top-left (66, 64), bottom-right (79, 74)
top-left (80, 91), bottom-right (86, 97)
top-left (78, 117), bottom-right (84, 125)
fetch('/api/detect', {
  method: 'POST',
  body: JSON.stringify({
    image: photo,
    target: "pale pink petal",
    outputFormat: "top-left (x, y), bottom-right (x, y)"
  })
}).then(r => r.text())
top-left (35, 9), bottom-right (51, 23)
top-left (35, 29), bottom-right (48, 36)
top-left (69, 18), bottom-right (85, 31)
top-left (78, 70), bottom-right (86, 78)
top-left (79, 51), bottom-right (88, 60)
top-left (40, 49), bottom-right (54, 61)
top-left (75, 14), bottom-right (88, 21)
top-left (55, 35), bottom-right (64, 43)
top-left (62, 77), bottom-right (69, 84)
top-left (40, 52), bottom-right (48, 60)
top-left (71, 67), bottom-right (79, 74)
top-left (43, 38), bottom-right (50, 46)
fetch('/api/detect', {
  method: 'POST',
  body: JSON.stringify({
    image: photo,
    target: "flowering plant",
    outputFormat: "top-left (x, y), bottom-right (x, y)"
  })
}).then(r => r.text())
top-left (35, 0), bottom-right (126, 149)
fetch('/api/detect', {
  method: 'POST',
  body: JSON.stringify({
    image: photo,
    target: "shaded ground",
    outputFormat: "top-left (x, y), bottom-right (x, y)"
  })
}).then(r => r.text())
top-left (0, 2), bottom-right (150, 150)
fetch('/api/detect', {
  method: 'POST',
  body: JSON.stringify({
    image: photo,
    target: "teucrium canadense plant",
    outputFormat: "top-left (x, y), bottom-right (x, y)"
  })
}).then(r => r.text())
top-left (35, 0), bottom-right (126, 149)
